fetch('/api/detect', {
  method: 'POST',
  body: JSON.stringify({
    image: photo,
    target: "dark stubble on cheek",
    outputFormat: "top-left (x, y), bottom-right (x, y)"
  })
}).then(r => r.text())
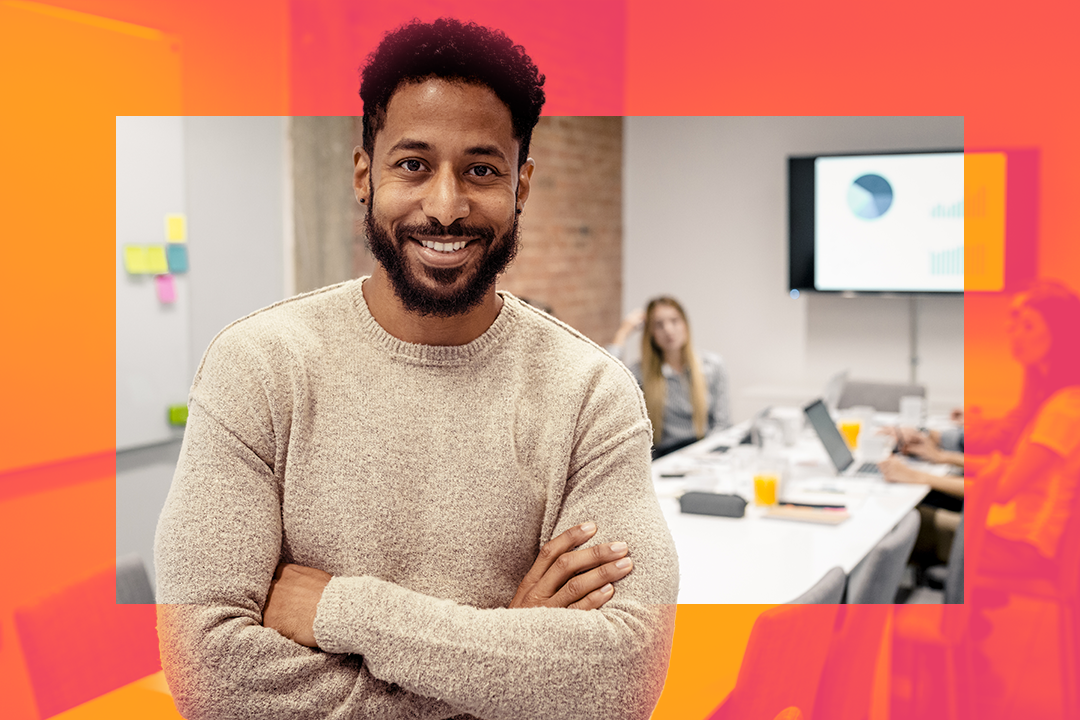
top-left (363, 194), bottom-right (521, 318)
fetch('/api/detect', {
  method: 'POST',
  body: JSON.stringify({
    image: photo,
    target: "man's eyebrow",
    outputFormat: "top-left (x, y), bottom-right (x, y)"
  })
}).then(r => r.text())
top-left (387, 139), bottom-right (510, 164)
top-left (387, 138), bottom-right (432, 154)
top-left (464, 144), bottom-right (510, 163)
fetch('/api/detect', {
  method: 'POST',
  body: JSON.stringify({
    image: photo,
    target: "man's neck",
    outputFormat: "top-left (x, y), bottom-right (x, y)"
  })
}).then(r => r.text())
top-left (362, 268), bottom-right (504, 346)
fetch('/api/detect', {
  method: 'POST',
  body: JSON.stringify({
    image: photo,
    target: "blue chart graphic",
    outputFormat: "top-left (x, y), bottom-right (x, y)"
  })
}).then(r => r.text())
top-left (931, 200), bottom-right (964, 218)
top-left (847, 174), bottom-right (893, 219)
top-left (930, 246), bottom-right (964, 276)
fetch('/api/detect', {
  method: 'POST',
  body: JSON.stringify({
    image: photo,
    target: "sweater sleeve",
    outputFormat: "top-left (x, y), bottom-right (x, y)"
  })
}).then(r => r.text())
top-left (154, 336), bottom-right (463, 719)
top-left (312, 376), bottom-right (679, 720)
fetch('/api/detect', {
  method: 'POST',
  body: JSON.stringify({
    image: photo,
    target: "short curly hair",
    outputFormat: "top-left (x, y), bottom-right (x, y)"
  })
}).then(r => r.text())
top-left (359, 18), bottom-right (546, 168)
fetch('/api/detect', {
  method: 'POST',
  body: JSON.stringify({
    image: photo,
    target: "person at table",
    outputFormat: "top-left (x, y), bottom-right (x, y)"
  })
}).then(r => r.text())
top-left (879, 423), bottom-right (966, 568)
top-left (880, 424), bottom-right (965, 506)
top-left (894, 424), bottom-right (965, 468)
top-left (969, 280), bottom-right (1080, 579)
top-left (609, 296), bottom-right (730, 457)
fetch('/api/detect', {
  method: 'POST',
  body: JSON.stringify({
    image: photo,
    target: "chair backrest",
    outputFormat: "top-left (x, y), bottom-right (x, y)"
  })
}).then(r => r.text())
top-left (14, 563), bottom-right (161, 717)
top-left (837, 380), bottom-right (926, 413)
top-left (788, 566), bottom-right (846, 604)
top-left (707, 604), bottom-right (839, 720)
top-left (846, 509), bottom-right (921, 603)
top-left (116, 553), bottom-right (156, 604)
top-left (944, 511), bottom-right (964, 604)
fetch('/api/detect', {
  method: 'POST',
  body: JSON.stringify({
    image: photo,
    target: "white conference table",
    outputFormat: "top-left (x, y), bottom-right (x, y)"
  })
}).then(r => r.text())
top-left (653, 416), bottom-right (938, 604)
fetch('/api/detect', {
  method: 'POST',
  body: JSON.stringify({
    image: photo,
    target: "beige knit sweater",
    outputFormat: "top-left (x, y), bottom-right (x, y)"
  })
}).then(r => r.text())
top-left (154, 279), bottom-right (679, 720)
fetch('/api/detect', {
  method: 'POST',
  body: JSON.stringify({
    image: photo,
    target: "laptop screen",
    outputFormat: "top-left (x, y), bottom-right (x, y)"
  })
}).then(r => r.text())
top-left (804, 399), bottom-right (854, 473)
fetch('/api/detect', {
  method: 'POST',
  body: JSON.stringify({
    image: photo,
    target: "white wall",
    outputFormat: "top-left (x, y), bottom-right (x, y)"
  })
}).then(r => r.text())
top-left (116, 117), bottom-right (289, 591)
top-left (623, 117), bottom-right (964, 422)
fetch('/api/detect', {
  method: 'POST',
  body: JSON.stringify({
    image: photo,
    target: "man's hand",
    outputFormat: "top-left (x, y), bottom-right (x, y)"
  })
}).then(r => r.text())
top-left (262, 562), bottom-right (332, 647)
top-left (509, 522), bottom-right (633, 610)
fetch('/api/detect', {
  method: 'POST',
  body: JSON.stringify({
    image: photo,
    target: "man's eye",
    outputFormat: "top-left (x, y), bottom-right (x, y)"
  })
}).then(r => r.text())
top-left (399, 159), bottom-right (425, 172)
top-left (467, 165), bottom-right (497, 177)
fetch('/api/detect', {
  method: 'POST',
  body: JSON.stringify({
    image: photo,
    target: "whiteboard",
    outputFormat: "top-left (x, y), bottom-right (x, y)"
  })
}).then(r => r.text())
top-left (116, 116), bottom-right (191, 451)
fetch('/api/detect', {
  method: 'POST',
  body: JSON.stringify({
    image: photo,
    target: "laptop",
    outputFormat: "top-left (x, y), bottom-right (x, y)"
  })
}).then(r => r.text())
top-left (803, 398), bottom-right (881, 477)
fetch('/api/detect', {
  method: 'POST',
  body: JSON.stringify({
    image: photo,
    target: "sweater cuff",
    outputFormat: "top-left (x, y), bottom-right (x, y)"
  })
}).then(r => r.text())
top-left (314, 575), bottom-right (375, 655)
top-left (313, 575), bottom-right (447, 657)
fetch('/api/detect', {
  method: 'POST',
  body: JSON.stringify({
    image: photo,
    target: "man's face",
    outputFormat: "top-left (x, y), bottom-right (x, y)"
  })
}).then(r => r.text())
top-left (357, 78), bottom-right (534, 317)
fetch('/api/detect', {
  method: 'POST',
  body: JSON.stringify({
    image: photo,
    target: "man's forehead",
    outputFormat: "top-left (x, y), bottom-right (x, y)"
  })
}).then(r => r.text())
top-left (376, 78), bottom-right (518, 157)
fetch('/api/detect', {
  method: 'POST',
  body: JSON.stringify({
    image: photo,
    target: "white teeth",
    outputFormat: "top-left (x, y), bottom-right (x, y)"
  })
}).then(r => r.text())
top-left (421, 240), bottom-right (467, 253)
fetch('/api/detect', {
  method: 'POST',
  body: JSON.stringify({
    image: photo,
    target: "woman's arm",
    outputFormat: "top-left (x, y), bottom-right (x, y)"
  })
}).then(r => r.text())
top-left (992, 441), bottom-right (1063, 500)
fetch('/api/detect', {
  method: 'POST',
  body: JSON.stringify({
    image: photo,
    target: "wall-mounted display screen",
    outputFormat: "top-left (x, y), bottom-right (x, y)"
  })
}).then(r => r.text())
top-left (788, 148), bottom-right (1023, 294)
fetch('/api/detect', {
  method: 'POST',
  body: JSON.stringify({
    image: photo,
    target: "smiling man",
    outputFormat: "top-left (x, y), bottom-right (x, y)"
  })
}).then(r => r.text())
top-left (155, 18), bottom-right (678, 720)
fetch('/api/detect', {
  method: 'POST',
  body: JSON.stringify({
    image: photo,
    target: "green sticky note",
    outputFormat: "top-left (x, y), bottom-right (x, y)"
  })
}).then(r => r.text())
top-left (165, 213), bottom-right (187, 242)
top-left (123, 245), bottom-right (149, 274)
top-left (168, 405), bottom-right (188, 426)
top-left (146, 245), bottom-right (169, 274)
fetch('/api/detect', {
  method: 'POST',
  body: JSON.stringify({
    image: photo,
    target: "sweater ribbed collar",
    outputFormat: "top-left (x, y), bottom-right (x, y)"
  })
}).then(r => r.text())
top-left (348, 277), bottom-right (518, 366)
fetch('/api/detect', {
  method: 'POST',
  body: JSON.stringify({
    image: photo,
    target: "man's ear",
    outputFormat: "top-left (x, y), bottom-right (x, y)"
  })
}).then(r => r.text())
top-left (353, 147), bottom-right (371, 206)
top-left (515, 158), bottom-right (535, 213)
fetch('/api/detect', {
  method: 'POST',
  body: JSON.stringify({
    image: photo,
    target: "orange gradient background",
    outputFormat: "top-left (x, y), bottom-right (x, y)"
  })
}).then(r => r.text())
top-left (1, 0), bottom-right (1078, 718)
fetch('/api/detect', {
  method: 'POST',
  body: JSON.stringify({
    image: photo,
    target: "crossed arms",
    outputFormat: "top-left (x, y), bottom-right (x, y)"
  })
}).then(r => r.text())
top-left (155, 399), bottom-right (678, 720)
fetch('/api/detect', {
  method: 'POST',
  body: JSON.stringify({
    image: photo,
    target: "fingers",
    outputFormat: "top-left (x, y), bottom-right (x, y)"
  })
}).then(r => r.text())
top-left (568, 583), bottom-right (615, 611)
top-left (529, 541), bottom-right (630, 600)
top-left (520, 522), bottom-right (597, 587)
top-left (550, 556), bottom-right (634, 609)
top-left (509, 524), bottom-right (634, 610)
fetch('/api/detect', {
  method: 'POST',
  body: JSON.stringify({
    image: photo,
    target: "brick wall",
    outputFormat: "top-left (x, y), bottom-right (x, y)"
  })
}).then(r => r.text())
top-left (350, 116), bottom-right (624, 345)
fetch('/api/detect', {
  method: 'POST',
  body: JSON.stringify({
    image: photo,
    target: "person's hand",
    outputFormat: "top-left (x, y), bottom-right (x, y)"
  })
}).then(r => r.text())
top-left (611, 309), bottom-right (646, 347)
top-left (509, 522), bottom-right (633, 610)
top-left (878, 455), bottom-right (924, 484)
top-left (262, 562), bottom-right (332, 647)
top-left (899, 430), bottom-right (942, 462)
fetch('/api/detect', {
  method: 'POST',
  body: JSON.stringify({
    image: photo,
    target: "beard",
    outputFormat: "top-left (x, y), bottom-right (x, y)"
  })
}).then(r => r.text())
top-left (364, 197), bottom-right (520, 318)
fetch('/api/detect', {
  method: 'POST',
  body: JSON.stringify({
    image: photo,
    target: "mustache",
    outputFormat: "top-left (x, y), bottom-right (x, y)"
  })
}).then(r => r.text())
top-left (396, 219), bottom-right (496, 242)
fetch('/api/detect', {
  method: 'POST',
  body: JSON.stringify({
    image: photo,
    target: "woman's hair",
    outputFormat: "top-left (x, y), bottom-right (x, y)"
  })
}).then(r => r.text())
top-left (640, 296), bottom-right (709, 445)
top-left (1012, 280), bottom-right (1080, 427)
top-left (974, 279), bottom-right (1080, 455)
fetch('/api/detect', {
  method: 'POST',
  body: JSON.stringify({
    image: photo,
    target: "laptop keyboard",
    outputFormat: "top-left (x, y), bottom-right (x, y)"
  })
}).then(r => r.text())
top-left (856, 462), bottom-right (881, 475)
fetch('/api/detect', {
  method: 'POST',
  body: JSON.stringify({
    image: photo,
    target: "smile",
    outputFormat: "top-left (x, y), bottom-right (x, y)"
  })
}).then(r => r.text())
top-left (415, 238), bottom-right (471, 253)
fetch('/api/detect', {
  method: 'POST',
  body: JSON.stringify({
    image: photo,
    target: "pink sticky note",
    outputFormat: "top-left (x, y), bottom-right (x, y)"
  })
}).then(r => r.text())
top-left (155, 274), bottom-right (176, 304)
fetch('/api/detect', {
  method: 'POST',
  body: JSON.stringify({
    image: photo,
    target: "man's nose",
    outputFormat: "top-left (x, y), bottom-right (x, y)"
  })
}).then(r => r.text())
top-left (421, 166), bottom-right (469, 227)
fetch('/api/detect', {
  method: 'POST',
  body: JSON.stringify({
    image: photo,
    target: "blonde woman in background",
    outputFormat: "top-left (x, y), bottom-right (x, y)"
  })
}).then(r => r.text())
top-left (609, 296), bottom-right (731, 457)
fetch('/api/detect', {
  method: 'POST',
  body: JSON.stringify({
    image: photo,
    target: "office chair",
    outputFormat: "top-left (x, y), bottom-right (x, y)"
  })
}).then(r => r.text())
top-left (14, 562), bottom-right (161, 717)
top-left (846, 509), bottom-right (920, 604)
top-left (906, 510), bottom-right (964, 604)
top-left (813, 605), bottom-right (893, 720)
top-left (787, 566), bottom-right (846, 604)
top-left (836, 380), bottom-right (926, 413)
top-left (966, 497), bottom-right (1080, 718)
top-left (706, 604), bottom-right (839, 720)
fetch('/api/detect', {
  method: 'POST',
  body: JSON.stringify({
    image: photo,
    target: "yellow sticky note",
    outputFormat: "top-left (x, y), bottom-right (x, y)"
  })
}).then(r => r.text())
top-left (123, 245), bottom-right (149, 274)
top-left (146, 245), bottom-right (169, 274)
top-left (165, 213), bottom-right (187, 242)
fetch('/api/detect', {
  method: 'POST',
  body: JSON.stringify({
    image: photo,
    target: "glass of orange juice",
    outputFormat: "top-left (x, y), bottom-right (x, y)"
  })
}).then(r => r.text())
top-left (839, 419), bottom-right (861, 450)
top-left (753, 473), bottom-right (779, 506)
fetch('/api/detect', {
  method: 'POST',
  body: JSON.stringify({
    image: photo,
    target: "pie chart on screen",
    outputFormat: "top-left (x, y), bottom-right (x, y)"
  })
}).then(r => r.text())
top-left (848, 174), bottom-right (893, 219)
